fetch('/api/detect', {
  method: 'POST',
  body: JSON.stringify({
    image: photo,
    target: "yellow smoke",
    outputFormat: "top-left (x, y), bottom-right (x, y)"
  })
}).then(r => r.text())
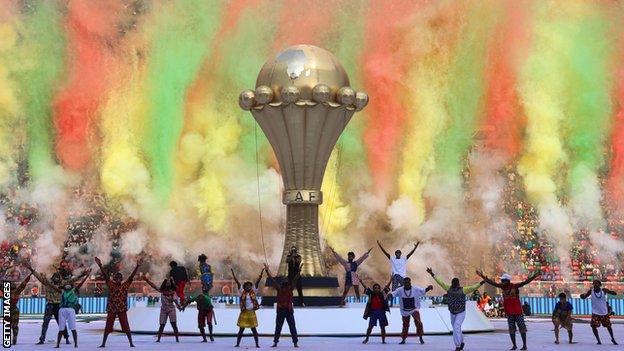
top-left (0, 23), bottom-right (21, 188)
top-left (396, 3), bottom-right (463, 225)
top-left (99, 55), bottom-right (151, 203)
top-left (517, 2), bottom-right (572, 206)
top-left (517, 1), bottom-right (576, 273)
top-left (320, 148), bottom-right (351, 252)
top-left (173, 92), bottom-right (242, 233)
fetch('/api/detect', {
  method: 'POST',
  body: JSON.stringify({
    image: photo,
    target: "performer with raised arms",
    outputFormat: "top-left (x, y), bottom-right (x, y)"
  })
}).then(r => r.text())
top-left (26, 261), bottom-right (86, 345)
top-left (53, 268), bottom-right (91, 348)
top-left (387, 276), bottom-right (433, 345)
top-left (376, 241), bottom-right (420, 293)
top-left (427, 267), bottom-right (484, 351)
top-left (95, 256), bottom-right (143, 348)
top-left (264, 262), bottom-right (300, 348)
top-left (580, 279), bottom-right (618, 345)
top-left (477, 270), bottom-right (541, 350)
top-left (360, 278), bottom-right (392, 344)
top-left (286, 246), bottom-right (304, 306)
top-left (232, 267), bottom-right (264, 348)
top-left (329, 246), bottom-right (372, 305)
top-left (143, 276), bottom-right (182, 343)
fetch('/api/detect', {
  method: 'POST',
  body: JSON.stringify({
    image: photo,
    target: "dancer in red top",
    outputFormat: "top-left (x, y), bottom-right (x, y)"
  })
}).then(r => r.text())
top-left (264, 262), bottom-right (301, 348)
top-left (477, 270), bottom-right (540, 351)
top-left (95, 256), bottom-right (143, 348)
top-left (360, 278), bottom-right (392, 344)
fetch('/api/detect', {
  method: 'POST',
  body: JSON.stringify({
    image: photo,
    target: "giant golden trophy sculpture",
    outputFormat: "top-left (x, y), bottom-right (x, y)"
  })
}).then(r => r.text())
top-left (239, 45), bottom-right (368, 296)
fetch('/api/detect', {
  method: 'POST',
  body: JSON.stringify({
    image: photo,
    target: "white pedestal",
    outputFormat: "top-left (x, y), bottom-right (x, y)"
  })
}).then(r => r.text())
top-left (119, 301), bottom-right (493, 336)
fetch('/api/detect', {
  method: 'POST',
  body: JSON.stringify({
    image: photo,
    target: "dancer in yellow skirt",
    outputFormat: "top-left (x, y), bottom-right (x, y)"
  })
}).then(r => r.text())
top-left (232, 268), bottom-right (264, 347)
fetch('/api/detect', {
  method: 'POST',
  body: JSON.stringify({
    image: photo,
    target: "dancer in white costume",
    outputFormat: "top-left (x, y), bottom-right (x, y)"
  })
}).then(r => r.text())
top-left (580, 279), bottom-right (618, 345)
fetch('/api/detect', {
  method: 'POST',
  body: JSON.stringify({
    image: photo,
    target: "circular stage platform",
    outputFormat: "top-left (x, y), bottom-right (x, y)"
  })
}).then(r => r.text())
top-left (118, 300), bottom-right (493, 336)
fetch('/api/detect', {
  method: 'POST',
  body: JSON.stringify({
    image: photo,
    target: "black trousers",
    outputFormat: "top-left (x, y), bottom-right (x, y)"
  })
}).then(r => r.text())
top-left (274, 308), bottom-right (298, 344)
top-left (40, 303), bottom-right (68, 342)
top-left (288, 274), bottom-right (304, 305)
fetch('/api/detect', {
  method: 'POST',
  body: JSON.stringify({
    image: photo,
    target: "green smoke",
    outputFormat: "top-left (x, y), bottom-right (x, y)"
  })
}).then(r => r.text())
top-left (327, 0), bottom-right (371, 195)
top-left (565, 10), bottom-right (613, 190)
top-left (14, 1), bottom-right (66, 181)
top-left (142, 0), bottom-right (225, 202)
top-left (217, 6), bottom-right (280, 166)
top-left (434, 3), bottom-right (498, 176)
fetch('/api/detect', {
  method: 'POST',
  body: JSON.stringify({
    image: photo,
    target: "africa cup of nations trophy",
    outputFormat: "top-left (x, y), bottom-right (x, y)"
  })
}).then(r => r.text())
top-left (239, 45), bottom-right (368, 304)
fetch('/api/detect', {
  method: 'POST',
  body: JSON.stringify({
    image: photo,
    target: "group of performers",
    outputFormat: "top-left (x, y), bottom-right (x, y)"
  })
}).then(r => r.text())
top-left (4, 242), bottom-right (621, 350)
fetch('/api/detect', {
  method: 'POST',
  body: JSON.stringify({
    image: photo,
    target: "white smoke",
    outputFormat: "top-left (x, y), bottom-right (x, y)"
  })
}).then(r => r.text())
top-left (90, 226), bottom-right (113, 265)
top-left (387, 196), bottom-right (421, 232)
top-left (355, 191), bottom-right (386, 228)
top-left (417, 173), bottom-right (464, 241)
top-left (32, 230), bottom-right (62, 270)
top-left (120, 226), bottom-right (148, 258)
top-left (568, 165), bottom-right (605, 231)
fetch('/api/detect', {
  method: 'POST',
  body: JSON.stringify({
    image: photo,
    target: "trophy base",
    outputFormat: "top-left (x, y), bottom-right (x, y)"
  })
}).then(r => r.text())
top-left (262, 276), bottom-right (342, 306)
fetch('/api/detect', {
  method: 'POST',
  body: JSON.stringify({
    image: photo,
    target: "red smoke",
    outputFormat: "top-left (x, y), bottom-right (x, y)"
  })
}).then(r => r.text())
top-left (362, 0), bottom-right (420, 197)
top-left (53, 1), bottom-right (123, 171)
top-left (606, 39), bottom-right (624, 218)
top-left (481, 0), bottom-right (529, 159)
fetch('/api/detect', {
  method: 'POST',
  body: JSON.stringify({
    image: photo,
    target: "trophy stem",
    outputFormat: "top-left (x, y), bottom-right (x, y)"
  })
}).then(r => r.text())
top-left (278, 204), bottom-right (327, 277)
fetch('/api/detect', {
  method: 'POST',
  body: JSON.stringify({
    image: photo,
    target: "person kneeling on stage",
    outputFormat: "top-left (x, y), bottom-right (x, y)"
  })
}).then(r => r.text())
top-left (361, 278), bottom-right (392, 344)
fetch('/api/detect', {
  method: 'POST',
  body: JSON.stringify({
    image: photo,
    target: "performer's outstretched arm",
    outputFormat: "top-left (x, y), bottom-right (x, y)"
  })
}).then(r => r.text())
top-left (254, 268), bottom-right (265, 289)
top-left (94, 257), bottom-right (111, 285)
top-left (355, 248), bottom-right (373, 265)
top-left (376, 240), bottom-right (391, 259)
top-left (427, 268), bottom-right (449, 290)
top-left (125, 258), bottom-right (143, 285)
top-left (75, 269), bottom-right (92, 292)
top-left (476, 270), bottom-right (504, 288)
top-left (517, 270), bottom-right (541, 288)
top-left (16, 272), bottom-right (33, 294)
top-left (143, 276), bottom-right (160, 291)
top-left (25, 263), bottom-right (53, 290)
top-left (360, 280), bottom-right (369, 291)
top-left (603, 287), bottom-right (618, 296)
top-left (383, 275), bottom-right (393, 294)
top-left (579, 289), bottom-right (592, 299)
top-left (463, 280), bottom-right (485, 294)
top-left (231, 269), bottom-right (241, 290)
top-left (263, 264), bottom-right (278, 291)
top-left (330, 247), bottom-right (347, 266)
top-left (406, 242), bottom-right (420, 260)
